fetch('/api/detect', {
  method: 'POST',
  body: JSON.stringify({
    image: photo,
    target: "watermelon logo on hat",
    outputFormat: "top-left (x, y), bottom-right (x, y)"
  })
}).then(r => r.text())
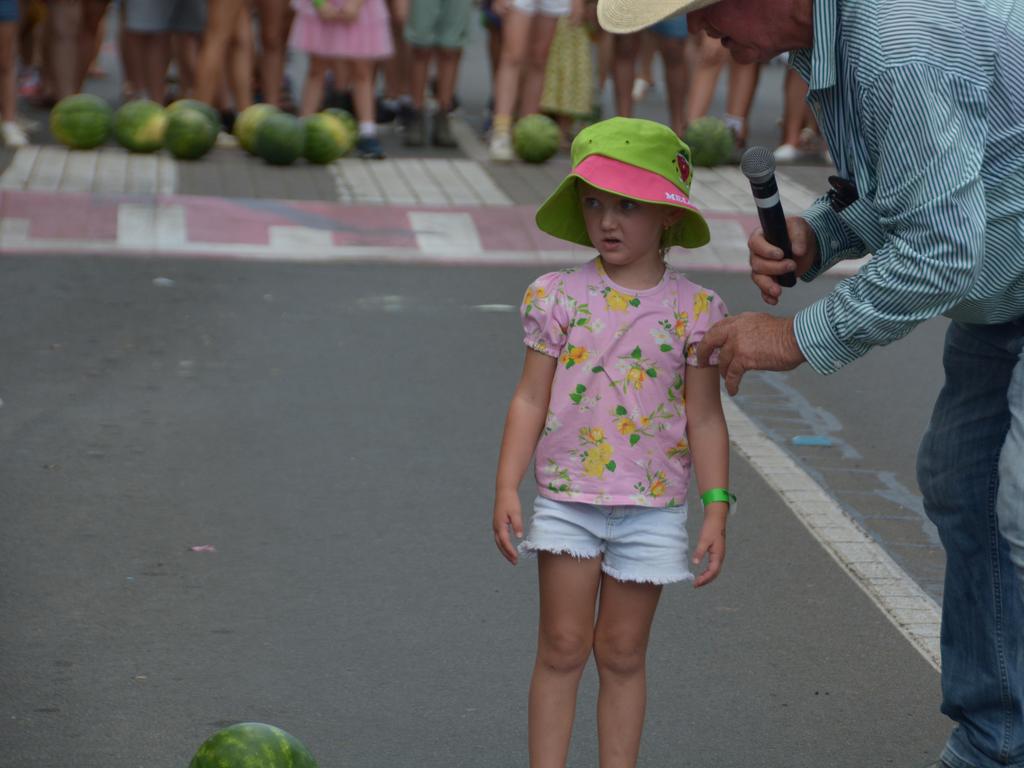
top-left (535, 117), bottom-right (710, 249)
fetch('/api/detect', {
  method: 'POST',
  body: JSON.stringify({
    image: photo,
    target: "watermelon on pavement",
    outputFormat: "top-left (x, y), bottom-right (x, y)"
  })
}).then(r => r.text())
top-left (166, 99), bottom-right (221, 135)
top-left (303, 112), bottom-right (352, 164)
top-left (50, 93), bottom-right (113, 150)
top-left (683, 116), bottom-right (736, 167)
top-left (322, 107), bottom-right (357, 143)
top-left (234, 103), bottom-right (280, 154)
top-left (255, 112), bottom-right (305, 165)
top-left (164, 107), bottom-right (217, 160)
top-left (112, 99), bottom-right (167, 153)
top-left (189, 723), bottom-right (319, 768)
top-left (513, 113), bottom-right (561, 164)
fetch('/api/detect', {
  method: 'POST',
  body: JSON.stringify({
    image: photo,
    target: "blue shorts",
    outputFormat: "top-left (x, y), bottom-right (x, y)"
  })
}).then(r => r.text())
top-left (519, 495), bottom-right (694, 584)
top-left (125, 0), bottom-right (206, 33)
top-left (0, 0), bottom-right (17, 23)
top-left (650, 15), bottom-right (687, 39)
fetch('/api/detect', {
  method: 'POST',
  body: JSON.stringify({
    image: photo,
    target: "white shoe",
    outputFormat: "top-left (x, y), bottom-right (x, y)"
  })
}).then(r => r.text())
top-left (772, 143), bottom-right (804, 163)
top-left (2, 121), bottom-right (29, 147)
top-left (215, 130), bottom-right (239, 148)
top-left (489, 130), bottom-right (514, 162)
top-left (631, 77), bottom-right (650, 101)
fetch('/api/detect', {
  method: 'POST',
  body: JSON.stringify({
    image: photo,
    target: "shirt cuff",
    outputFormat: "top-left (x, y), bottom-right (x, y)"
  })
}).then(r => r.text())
top-left (794, 296), bottom-right (872, 375)
top-left (800, 198), bottom-right (864, 282)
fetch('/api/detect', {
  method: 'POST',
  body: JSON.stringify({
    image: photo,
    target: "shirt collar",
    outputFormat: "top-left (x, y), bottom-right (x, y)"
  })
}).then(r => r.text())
top-left (789, 0), bottom-right (839, 91)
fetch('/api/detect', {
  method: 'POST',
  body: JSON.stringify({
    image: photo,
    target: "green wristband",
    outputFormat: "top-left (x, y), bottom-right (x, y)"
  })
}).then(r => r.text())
top-left (700, 488), bottom-right (736, 508)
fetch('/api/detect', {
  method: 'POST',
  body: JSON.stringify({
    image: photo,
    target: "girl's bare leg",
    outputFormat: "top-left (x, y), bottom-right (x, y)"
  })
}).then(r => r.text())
top-left (593, 574), bottom-right (662, 768)
top-left (656, 34), bottom-right (687, 136)
top-left (723, 59), bottom-right (759, 146)
top-left (195, 0), bottom-right (246, 104)
top-left (299, 55), bottom-right (327, 116)
top-left (350, 58), bottom-right (376, 124)
top-left (76, 0), bottom-right (109, 91)
top-left (684, 30), bottom-right (726, 124)
top-left (491, 7), bottom-right (532, 123)
top-left (780, 65), bottom-right (809, 147)
top-left (435, 46), bottom-right (460, 112)
top-left (47, 0), bottom-right (81, 100)
top-left (0, 22), bottom-right (17, 122)
top-left (611, 32), bottom-right (639, 117)
top-left (255, 0), bottom-right (286, 106)
top-left (529, 553), bottom-right (603, 768)
top-left (518, 12), bottom-right (558, 116)
top-left (227, 5), bottom-right (253, 110)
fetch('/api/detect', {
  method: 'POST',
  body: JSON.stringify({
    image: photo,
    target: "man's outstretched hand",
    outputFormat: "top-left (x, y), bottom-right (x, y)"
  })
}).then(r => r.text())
top-left (696, 313), bottom-right (806, 395)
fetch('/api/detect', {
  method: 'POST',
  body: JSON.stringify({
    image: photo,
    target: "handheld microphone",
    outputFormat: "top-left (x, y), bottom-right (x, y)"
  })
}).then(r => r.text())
top-left (740, 146), bottom-right (796, 288)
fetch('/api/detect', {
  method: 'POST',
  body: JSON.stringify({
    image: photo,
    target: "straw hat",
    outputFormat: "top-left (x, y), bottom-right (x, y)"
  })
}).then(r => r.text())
top-left (597, 0), bottom-right (719, 34)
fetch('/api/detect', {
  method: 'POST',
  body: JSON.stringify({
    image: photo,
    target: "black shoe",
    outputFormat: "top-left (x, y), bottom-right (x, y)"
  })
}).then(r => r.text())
top-left (356, 135), bottom-right (386, 159)
top-left (397, 100), bottom-right (416, 131)
top-left (432, 110), bottom-right (457, 148)
top-left (403, 109), bottom-right (425, 147)
top-left (375, 96), bottom-right (397, 124)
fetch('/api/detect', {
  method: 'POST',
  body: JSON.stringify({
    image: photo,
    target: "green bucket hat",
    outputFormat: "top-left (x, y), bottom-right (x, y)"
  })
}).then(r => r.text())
top-left (535, 117), bottom-right (710, 249)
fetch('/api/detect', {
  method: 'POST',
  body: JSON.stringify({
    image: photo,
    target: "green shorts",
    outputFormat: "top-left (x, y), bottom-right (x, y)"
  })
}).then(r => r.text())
top-left (404, 0), bottom-right (474, 49)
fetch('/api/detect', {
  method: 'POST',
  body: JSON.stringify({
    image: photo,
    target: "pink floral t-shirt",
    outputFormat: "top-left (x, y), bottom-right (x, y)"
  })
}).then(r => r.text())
top-left (522, 258), bottom-right (728, 507)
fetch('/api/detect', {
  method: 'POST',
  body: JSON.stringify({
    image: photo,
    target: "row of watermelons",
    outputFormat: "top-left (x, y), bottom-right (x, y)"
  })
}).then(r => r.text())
top-left (49, 94), bottom-right (357, 165)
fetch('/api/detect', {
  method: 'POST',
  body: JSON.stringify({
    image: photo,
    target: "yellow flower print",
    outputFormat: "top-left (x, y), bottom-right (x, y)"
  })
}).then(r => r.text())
top-left (605, 289), bottom-right (631, 313)
top-left (674, 312), bottom-right (689, 338)
top-left (523, 284), bottom-right (549, 314)
top-left (583, 442), bottom-right (614, 477)
top-left (667, 437), bottom-right (690, 460)
top-left (560, 344), bottom-right (590, 369)
top-left (694, 291), bottom-right (711, 320)
top-left (626, 367), bottom-right (646, 389)
top-left (585, 427), bottom-right (605, 443)
top-left (650, 476), bottom-right (667, 497)
top-left (616, 417), bottom-right (636, 435)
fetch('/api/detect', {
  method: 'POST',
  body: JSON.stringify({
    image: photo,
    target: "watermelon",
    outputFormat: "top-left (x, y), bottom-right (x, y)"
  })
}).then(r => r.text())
top-left (302, 112), bottom-right (352, 164)
top-left (164, 107), bottom-right (217, 160)
top-left (322, 108), bottom-right (357, 144)
top-left (112, 99), bottom-right (167, 153)
top-left (513, 113), bottom-right (561, 164)
top-left (683, 116), bottom-right (735, 167)
top-left (189, 723), bottom-right (318, 768)
top-left (50, 93), bottom-right (113, 149)
top-left (255, 112), bottom-right (305, 165)
top-left (234, 103), bottom-right (280, 155)
top-left (166, 99), bottom-right (221, 135)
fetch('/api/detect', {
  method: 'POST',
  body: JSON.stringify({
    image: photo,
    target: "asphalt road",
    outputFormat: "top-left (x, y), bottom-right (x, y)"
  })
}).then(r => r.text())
top-left (0, 255), bottom-right (949, 767)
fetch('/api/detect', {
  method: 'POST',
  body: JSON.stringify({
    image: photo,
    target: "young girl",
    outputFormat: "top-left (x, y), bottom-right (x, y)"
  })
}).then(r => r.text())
top-left (492, 116), bottom-right (732, 767)
top-left (290, 0), bottom-right (393, 158)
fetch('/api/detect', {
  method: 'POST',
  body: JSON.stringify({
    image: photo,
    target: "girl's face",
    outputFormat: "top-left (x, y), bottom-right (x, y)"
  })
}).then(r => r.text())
top-left (578, 181), bottom-right (682, 271)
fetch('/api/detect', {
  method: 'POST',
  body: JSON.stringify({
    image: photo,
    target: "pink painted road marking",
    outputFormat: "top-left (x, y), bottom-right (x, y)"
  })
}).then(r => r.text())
top-left (0, 189), bottom-right (762, 261)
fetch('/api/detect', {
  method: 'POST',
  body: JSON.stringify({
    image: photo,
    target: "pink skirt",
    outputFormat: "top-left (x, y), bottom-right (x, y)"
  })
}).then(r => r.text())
top-left (289, 0), bottom-right (394, 60)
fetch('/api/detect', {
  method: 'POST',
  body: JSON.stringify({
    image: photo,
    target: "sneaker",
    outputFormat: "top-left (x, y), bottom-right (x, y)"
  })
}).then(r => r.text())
top-left (2, 121), bottom-right (29, 147)
top-left (773, 143), bottom-right (805, 163)
top-left (631, 77), bottom-right (650, 101)
top-left (403, 109), bottom-right (425, 147)
top-left (432, 110), bottom-right (457, 149)
top-left (356, 135), bottom-right (386, 160)
top-left (397, 100), bottom-right (416, 131)
top-left (489, 130), bottom-right (514, 162)
top-left (375, 96), bottom-right (397, 124)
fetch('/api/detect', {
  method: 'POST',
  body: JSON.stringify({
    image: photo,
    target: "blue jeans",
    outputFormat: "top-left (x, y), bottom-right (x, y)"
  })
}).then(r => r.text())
top-left (917, 319), bottom-right (1024, 768)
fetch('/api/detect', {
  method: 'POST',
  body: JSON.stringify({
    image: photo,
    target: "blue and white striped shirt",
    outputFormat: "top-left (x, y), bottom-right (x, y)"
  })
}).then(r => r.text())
top-left (789, 0), bottom-right (1024, 374)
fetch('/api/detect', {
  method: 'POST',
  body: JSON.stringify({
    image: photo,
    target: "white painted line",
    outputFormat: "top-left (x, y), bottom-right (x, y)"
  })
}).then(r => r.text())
top-left (0, 217), bottom-right (30, 246)
top-left (369, 160), bottom-right (418, 205)
top-left (27, 146), bottom-right (69, 192)
top-left (721, 397), bottom-right (942, 671)
top-left (408, 211), bottom-right (482, 254)
top-left (451, 159), bottom-right (514, 206)
top-left (0, 146), bottom-right (40, 189)
top-left (399, 159), bottom-right (449, 206)
top-left (267, 225), bottom-right (334, 253)
top-left (117, 203), bottom-right (157, 248)
top-left (420, 160), bottom-right (480, 205)
top-left (59, 149), bottom-right (99, 193)
top-left (157, 154), bottom-right (178, 196)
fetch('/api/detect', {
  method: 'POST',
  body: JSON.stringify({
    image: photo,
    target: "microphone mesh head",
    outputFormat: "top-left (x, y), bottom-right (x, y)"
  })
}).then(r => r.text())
top-left (740, 146), bottom-right (776, 182)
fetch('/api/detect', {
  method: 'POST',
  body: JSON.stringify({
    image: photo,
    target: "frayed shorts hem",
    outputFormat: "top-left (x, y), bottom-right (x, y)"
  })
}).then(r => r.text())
top-left (518, 541), bottom-right (693, 585)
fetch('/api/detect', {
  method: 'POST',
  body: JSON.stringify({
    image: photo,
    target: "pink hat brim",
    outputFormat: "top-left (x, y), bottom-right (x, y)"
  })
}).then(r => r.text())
top-left (573, 154), bottom-right (703, 216)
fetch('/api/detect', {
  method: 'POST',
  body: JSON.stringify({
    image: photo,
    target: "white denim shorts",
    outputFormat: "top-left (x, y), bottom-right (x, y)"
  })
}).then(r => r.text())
top-left (519, 495), bottom-right (693, 584)
top-left (510, 0), bottom-right (571, 16)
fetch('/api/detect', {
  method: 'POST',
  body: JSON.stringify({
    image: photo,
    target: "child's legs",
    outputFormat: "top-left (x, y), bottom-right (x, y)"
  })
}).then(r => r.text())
top-left (684, 30), bottom-right (726, 124)
top-left (195, 0), bottom-right (246, 104)
top-left (226, 5), bottom-right (253, 111)
top-left (255, 0), bottom-right (286, 106)
top-left (611, 32), bottom-right (639, 118)
top-left (434, 46), bottom-right (460, 112)
top-left (593, 573), bottom-right (662, 768)
top-left (492, 7), bottom-right (532, 121)
top-left (408, 45), bottom-right (432, 110)
top-left (349, 58), bottom-right (377, 126)
top-left (724, 59), bottom-right (759, 145)
top-left (0, 21), bottom-right (16, 122)
top-left (46, 0), bottom-right (81, 100)
top-left (780, 65), bottom-right (809, 146)
top-left (299, 54), bottom-right (328, 115)
top-left (656, 33), bottom-right (687, 137)
top-left (135, 31), bottom-right (171, 103)
top-left (518, 11), bottom-right (558, 116)
top-left (530, 552), bottom-right (603, 768)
